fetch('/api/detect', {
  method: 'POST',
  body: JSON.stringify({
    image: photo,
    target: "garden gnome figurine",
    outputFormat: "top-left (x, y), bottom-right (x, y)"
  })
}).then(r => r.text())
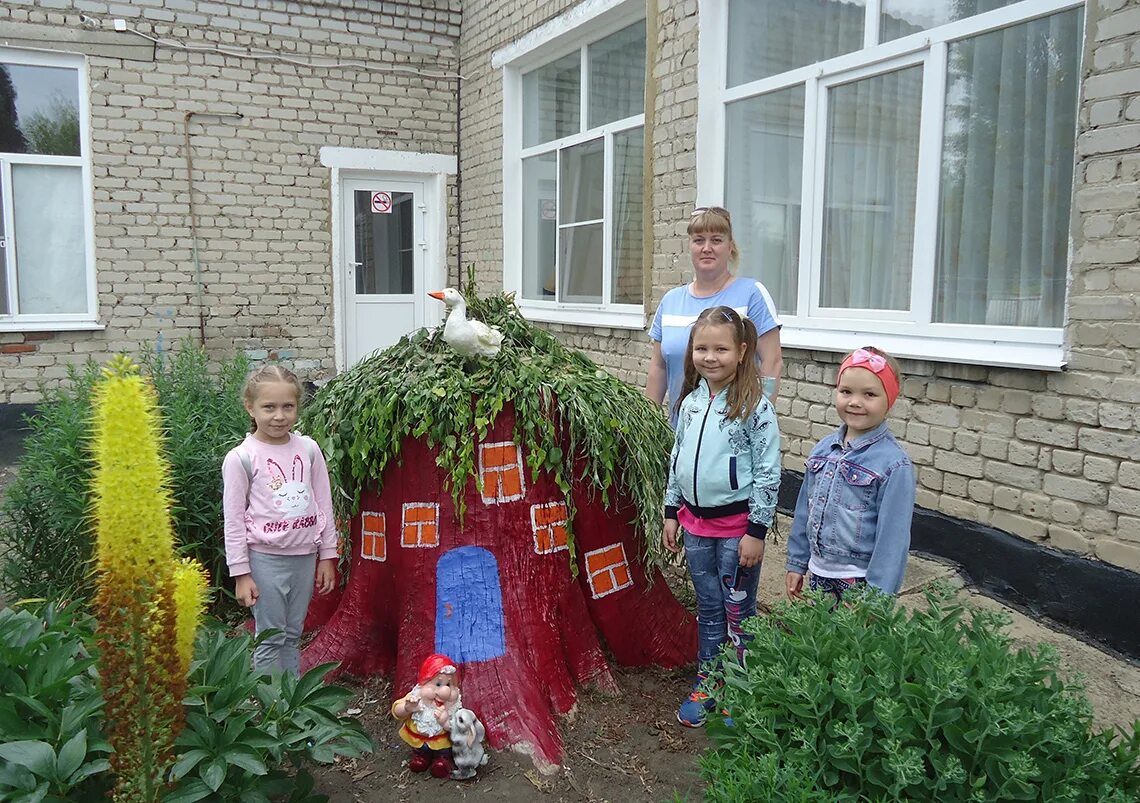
top-left (392, 653), bottom-right (463, 778)
top-left (448, 708), bottom-right (488, 780)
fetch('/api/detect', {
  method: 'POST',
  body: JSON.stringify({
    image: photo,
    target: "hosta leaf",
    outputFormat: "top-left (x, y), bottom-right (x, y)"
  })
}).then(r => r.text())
top-left (54, 729), bottom-right (86, 780)
top-left (0, 741), bottom-right (55, 777)
top-left (169, 749), bottom-right (210, 781)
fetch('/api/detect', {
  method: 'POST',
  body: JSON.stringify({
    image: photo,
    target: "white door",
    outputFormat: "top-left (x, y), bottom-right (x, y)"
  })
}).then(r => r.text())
top-left (341, 178), bottom-right (427, 366)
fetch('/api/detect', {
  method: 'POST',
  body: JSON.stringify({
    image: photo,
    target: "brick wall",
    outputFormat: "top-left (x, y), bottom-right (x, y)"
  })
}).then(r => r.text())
top-left (0, 0), bottom-right (461, 403)
top-left (460, 0), bottom-right (1140, 574)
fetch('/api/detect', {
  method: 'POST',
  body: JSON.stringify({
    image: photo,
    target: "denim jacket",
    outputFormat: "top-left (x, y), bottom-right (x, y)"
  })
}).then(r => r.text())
top-left (786, 422), bottom-right (915, 593)
top-left (664, 379), bottom-right (781, 538)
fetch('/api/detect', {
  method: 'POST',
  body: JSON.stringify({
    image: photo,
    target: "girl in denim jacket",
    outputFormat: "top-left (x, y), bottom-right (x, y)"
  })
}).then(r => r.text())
top-left (663, 306), bottom-right (781, 727)
top-left (786, 347), bottom-right (915, 605)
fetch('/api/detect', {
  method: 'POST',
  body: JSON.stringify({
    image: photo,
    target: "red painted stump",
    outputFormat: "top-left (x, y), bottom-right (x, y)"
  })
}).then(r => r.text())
top-left (301, 405), bottom-right (696, 770)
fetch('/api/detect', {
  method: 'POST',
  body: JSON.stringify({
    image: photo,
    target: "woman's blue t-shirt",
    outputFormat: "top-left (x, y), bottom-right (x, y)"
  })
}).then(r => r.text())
top-left (649, 276), bottom-right (781, 423)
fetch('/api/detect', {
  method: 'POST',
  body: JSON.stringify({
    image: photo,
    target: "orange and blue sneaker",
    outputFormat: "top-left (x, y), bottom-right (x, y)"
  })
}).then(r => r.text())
top-left (677, 673), bottom-right (716, 727)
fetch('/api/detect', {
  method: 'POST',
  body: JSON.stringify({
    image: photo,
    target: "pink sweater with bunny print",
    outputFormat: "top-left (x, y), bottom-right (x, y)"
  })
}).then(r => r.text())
top-left (222, 433), bottom-right (337, 577)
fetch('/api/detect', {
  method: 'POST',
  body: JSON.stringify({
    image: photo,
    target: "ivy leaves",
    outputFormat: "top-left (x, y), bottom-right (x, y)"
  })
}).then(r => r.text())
top-left (303, 291), bottom-right (674, 570)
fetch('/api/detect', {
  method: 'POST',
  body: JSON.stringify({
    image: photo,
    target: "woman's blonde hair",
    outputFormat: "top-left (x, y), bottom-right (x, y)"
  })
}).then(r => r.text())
top-left (687, 206), bottom-right (740, 264)
top-left (242, 364), bottom-right (303, 433)
top-left (674, 306), bottom-right (762, 422)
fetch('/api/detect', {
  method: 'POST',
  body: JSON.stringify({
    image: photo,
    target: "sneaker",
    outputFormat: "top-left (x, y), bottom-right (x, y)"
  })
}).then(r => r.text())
top-left (677, 675), bottom-right (715, 727)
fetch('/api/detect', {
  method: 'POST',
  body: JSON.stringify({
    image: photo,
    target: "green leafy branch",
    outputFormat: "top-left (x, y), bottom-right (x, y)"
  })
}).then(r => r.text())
top-left (302, 290), bottom-right (674, 571)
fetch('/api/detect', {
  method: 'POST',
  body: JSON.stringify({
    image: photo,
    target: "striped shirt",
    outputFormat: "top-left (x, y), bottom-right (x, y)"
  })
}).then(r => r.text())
top-left (649, 276), bottom-right (781, 426)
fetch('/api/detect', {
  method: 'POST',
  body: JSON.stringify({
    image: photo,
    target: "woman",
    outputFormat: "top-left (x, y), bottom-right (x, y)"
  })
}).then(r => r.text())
top-left (647, 206), bottom-right (783, 425)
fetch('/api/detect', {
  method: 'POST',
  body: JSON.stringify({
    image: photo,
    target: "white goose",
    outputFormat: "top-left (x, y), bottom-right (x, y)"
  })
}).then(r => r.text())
top-left (428, 288), bottom-right (505, 359)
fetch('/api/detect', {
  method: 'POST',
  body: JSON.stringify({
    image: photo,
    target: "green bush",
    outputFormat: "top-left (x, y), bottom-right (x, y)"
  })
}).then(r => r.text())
top-left (0, 602), bottom-right (112, 801)
top-left (0, 605), bottom-right (372, 803)
top-left (701, 586), bottom-right (1140, 803)
top-left (166, 624), bottom-right (373, 802)
top-left (0, 342), bottom-right (249, 609)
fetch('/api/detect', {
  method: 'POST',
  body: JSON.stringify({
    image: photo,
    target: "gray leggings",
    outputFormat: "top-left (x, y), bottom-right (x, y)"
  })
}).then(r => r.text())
top-left (248, 551), bottom-right (316, 675)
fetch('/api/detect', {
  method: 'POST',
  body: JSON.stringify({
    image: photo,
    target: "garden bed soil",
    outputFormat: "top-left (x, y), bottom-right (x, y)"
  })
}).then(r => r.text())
top-left (308, 530), bottom-right (1140, 802)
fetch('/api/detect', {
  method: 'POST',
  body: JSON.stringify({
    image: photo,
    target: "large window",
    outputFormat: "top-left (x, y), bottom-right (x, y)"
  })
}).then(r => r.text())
top-left (501, 5), bottom-right (646, 328)
top-left (705, 0), bottom-right (1083, 368)
top-left (0, 48), bottom-right (95, 330)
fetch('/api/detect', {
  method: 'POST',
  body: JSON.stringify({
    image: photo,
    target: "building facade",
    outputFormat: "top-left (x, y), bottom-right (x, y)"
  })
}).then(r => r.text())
top-left (2, 0), bottom-right (1140, 587)
top-left (0, 0), bottom-right (461, 395)
top-left (461, 0), bottom-right (1140, 586)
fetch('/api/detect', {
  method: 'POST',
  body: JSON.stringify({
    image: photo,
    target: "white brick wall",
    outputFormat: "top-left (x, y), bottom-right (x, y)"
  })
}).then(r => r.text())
top-left (0, 0), bottom-right (461, 401)
top-left (5, 0), bottom-right (1140, 574)
top-left (458, 0), bottom-right (1140, 574)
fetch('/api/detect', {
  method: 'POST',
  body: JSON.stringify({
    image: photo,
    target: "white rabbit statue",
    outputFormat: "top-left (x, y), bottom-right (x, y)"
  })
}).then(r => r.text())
top-left (448, 707), bottom-right (488, 780)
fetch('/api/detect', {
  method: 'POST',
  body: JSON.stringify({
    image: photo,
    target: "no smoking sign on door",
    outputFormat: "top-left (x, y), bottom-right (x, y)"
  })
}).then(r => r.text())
top-left (370, 191), bottom-right (392, 214)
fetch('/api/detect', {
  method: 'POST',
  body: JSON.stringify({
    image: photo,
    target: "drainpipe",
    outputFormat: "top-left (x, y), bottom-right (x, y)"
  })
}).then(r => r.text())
top-left (642, 0), bottom-right (658, 321)
top-left (183, 111), bottom-right (243, 346)
top-left (456, 24), bottom-right (464, 290)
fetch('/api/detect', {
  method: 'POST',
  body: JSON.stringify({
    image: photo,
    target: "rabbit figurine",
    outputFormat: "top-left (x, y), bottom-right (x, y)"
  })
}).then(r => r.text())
top-left (448, 708), bottom-right (488, 780)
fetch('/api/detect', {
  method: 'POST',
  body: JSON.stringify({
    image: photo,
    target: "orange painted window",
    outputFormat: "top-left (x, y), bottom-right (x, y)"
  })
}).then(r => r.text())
top-left (584, 543), bottom-right (633, 598)
top-left (361, 511), bottom-right (386, 562)
top-left (531, 501), bottom-right (569, 554)
top-left (478, 441), bottom-right (526, 504)
top-left (402, 502), bottom-right (440, 548)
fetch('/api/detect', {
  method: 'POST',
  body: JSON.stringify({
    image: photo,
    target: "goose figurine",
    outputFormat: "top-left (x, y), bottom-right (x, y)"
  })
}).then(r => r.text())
top-left (428, 288), bottom-right (504, 359)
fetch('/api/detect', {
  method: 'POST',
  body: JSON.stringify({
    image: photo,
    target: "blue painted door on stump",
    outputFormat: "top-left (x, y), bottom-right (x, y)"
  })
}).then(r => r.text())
top-left (435, 547), bottom-right (506, 663)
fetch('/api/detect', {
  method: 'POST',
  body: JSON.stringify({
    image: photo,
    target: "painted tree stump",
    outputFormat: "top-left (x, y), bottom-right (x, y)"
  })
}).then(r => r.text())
top-left (301, 404), bottom-right (696, 771)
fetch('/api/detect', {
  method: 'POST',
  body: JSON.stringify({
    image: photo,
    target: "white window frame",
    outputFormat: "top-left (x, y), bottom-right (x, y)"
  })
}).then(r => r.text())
top-left (494, 0), bottom-right (646, 330)
top-left (0, 47), bottom-right (100, 332)
top-left (697, 0), bottom-right (1084, 370)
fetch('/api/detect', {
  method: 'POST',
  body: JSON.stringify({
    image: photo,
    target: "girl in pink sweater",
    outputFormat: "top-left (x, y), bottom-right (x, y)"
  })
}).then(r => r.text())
top-left (222, 365), bottom-right (338, 674)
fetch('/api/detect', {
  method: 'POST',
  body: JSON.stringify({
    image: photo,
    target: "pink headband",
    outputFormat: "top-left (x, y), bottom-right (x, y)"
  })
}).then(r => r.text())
top-left (838, 348), bottom-right (900, 408)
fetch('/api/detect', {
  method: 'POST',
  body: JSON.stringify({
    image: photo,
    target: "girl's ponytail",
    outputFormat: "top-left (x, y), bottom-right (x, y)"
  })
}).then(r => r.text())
top-left (724, 316), bottom-right (763, 422)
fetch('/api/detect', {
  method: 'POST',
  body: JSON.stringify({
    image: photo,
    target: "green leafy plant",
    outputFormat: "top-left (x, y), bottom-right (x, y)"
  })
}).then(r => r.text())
top-left (702, 585), bottom-right (1140, 802)
top-left (0, 342), bottom-right (249, 609)
top-left (0, 361), bottom-right (101, 604)
top-left (303, 290), bottom-right (674, 569)
top-left (166, 624), bottom-right (373, 802)
top-left (0, 602), bottom-right (112, 801)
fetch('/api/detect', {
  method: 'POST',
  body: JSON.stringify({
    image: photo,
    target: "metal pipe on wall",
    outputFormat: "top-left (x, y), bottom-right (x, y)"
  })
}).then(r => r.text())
top-left (183, 110), bottom-right (242, 346)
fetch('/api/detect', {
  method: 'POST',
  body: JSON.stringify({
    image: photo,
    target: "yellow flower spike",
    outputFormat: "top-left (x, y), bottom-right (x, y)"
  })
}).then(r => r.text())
top-left (90, 360), bottom-right (173, 584)
top-left (171, 558), bottom-right (210, 674)
top-left (90, 353), bottom-right (188, 802)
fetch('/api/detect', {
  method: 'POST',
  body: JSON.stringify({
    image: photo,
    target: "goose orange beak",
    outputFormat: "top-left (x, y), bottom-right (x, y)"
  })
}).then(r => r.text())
top-left (428, 291), bottom-right (445, 300)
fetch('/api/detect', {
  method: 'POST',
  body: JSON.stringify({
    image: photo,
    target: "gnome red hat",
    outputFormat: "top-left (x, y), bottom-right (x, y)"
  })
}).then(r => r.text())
top-left (416, 653), bottom-right (459, 686)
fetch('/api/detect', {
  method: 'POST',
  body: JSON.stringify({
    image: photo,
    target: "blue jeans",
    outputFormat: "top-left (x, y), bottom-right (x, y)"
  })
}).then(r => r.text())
top-left (684, 530), bottom-right (761, 666)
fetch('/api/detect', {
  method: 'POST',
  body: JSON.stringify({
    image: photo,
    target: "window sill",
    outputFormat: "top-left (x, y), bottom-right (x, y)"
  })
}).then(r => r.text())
top-left (780, 325), bottom-right (1065, 371)
top-left (0, 319), bottom-right (105, 334)
top-left (515, 302), bottom-right (646, 331)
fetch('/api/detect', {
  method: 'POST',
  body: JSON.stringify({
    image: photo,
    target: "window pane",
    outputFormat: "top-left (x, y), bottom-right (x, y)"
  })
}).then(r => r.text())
top-left (522, 152), bottom-right (557, 301)
top-left (881, 0), bottom-right (1023, 42)
top-left (522, 53), bottom-right (580, 148)
top-left (934, 10), bottom-right (1081, 327)
top-left (727, 0), bottom-right (865, 87)
top-left (353, 190), bottom-right (413, 294)
top-left (0, 63), bottom-right (81, 156)
top-left (559, 223), bottom-right (603, 303)
top-left (560, 138), bottom-right (603, 223)
top-left (588, 20), bottom-right (646, 128)
top-left (725, 86), bottom-right (805, 315)
top-left (13, 164), bottom-right (87, 314)
top-left (821, 66), bottom-right (922, 312)
top-left (612, 127), bottom-right (644, 304)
